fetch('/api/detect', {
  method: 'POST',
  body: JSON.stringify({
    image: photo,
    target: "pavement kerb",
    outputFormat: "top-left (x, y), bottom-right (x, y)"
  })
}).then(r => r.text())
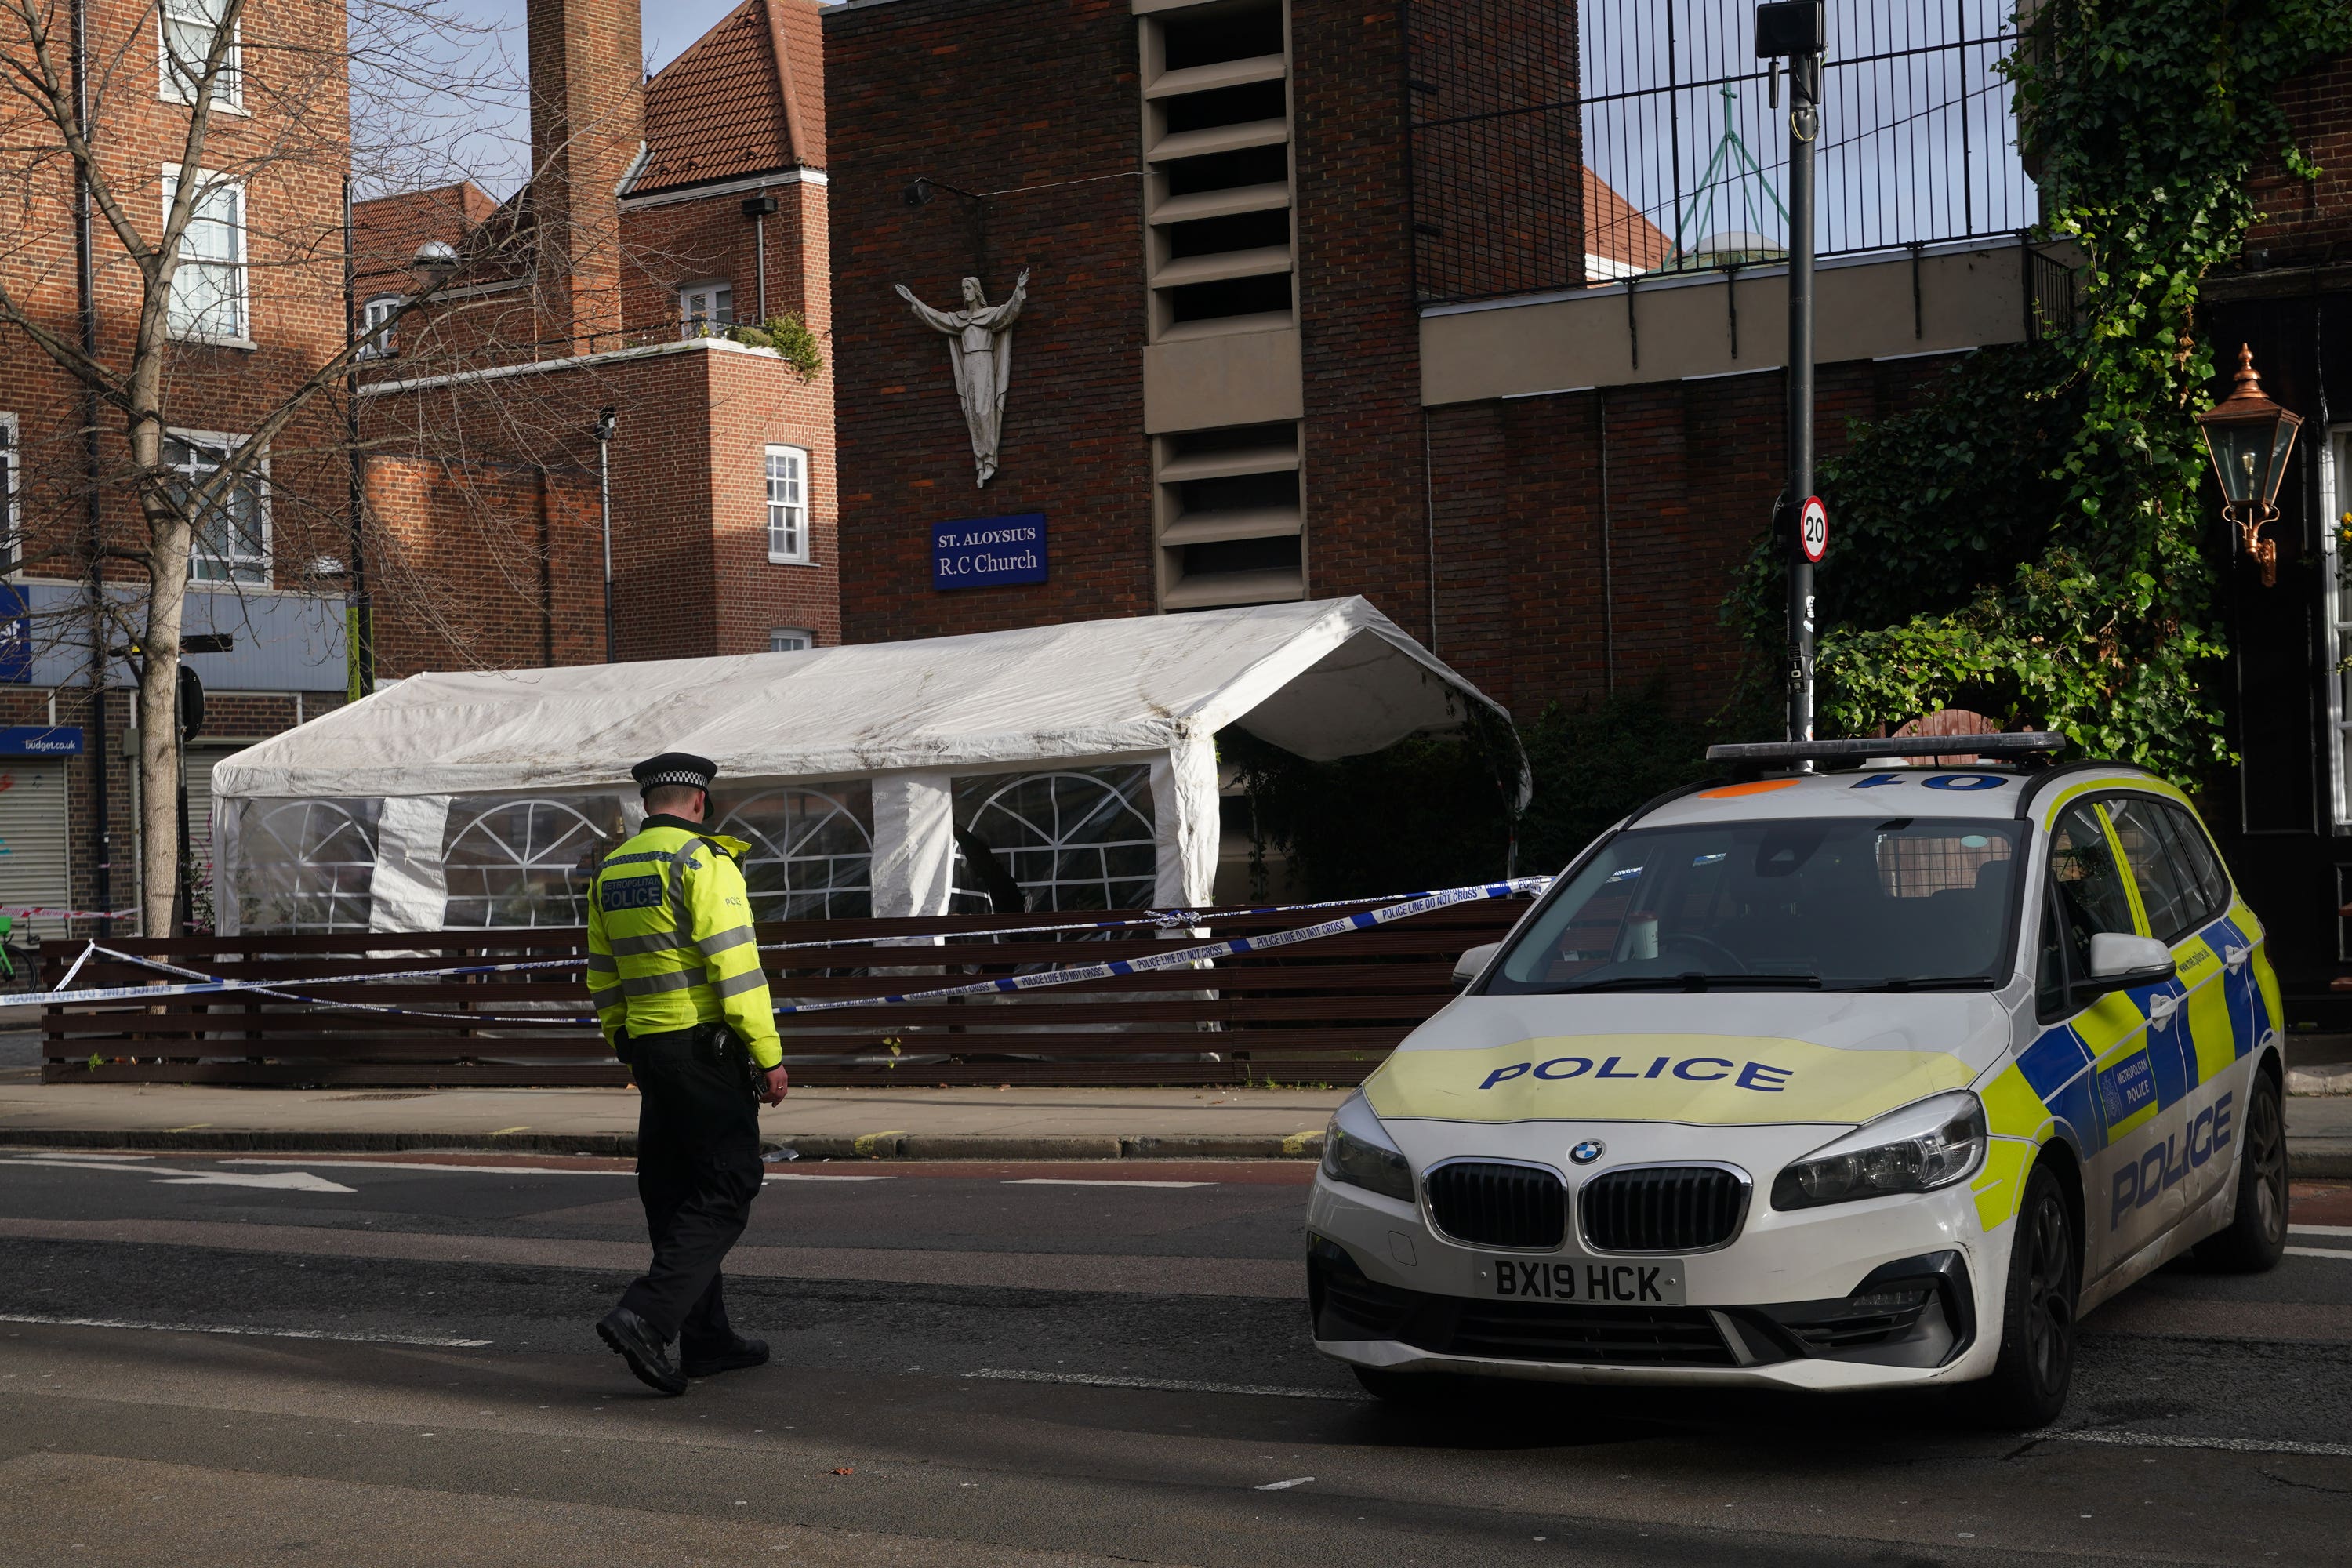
top-left (0, 1127), bottom-right (1330, 1162)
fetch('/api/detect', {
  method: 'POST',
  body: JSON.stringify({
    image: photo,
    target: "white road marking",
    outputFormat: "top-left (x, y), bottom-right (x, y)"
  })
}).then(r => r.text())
top-left (2284, 1246), bottom-right (2352, 1261)
top-left (155, 1171), bottom-right (357, 1194)
top-left (2, 1159), bottom-right (354, 1193)
top-left (765, 1174), bottom-right (893, 1182)
top-left (2288, 1224), bottom-right (2352, 1237)
top-left (1254, 1477), bottom-right (1316, 1490)
top-left (2031, 1428), bottom-right (2352, 1460)
top-left (1004, 1179), bottom-right (1215, 1189)
top-left (966, 1369), bottom-right (1363, 1402)
top-left (0, 1312), bottom-right (490, 1348)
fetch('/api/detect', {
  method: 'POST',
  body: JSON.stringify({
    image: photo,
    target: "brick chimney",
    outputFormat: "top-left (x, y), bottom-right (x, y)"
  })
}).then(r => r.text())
top-left (526, 0), bottom-right (644, 350)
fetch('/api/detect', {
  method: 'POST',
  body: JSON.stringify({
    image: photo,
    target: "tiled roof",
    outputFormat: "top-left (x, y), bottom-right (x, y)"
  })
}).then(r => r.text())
top-left (351, 181), bottom-right (503, 292)
top-left (634, 0), bottom-right (826, 196)
top-left (1584, 167), bottom-right (1671, 272)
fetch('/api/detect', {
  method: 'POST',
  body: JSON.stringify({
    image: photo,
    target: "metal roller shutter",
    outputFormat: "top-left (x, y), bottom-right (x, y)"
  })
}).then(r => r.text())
top-left (185, 743), bottom-right (242, 916)
top-left (0, 760), bottom-right (72, 946)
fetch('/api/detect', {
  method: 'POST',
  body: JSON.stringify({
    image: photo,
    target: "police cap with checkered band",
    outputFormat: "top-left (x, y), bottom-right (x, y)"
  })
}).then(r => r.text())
top-left (630, 752), bottom-right (719, 797)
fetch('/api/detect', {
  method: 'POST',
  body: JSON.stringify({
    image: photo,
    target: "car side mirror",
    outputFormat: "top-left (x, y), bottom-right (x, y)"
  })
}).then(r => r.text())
top-left (2082, 931), bottom-right (2176, 997)
top-left (1452, 942), bottom-right (1501, 989)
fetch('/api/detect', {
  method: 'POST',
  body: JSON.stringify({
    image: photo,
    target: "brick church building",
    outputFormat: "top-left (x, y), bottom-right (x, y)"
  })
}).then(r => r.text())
top-left (817, 0), bottom-right (2349, 1022)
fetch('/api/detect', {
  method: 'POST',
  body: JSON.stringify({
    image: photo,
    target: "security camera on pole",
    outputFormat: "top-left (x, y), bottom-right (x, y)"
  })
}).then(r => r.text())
top-left (1757, 1), bottom-right (1824, 756)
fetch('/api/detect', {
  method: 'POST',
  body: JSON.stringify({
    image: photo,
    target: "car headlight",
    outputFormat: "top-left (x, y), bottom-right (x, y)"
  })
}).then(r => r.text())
top-left (1321, 1090), bottom-right (1414, 1203)
top-left (1770, 1091), bottom-right (1987, 1211)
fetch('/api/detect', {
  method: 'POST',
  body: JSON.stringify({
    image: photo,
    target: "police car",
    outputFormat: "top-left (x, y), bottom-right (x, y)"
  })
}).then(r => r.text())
top-left (1308, 736), bottom-right (2287, 1427)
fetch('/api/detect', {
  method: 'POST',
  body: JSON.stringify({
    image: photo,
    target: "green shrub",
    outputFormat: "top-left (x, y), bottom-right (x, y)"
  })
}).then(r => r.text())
top-left (728, 312), bottom-right (826, 381)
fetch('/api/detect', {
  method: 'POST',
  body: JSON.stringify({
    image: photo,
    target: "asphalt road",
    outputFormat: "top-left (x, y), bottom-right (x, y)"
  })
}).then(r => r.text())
top-left (0, 1151), bottom-right (2346, 1566)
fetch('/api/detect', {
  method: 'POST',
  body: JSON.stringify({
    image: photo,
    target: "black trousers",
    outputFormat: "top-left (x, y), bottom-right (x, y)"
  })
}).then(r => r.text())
top-left (616, 1025), bottom-right (762, 1352)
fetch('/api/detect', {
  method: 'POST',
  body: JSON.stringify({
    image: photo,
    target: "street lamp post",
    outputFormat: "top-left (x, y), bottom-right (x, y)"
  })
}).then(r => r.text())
top-left (2195, 343), bottom-right (2303, 589)
top-left (1758, 1), bottom-right (1825, 751)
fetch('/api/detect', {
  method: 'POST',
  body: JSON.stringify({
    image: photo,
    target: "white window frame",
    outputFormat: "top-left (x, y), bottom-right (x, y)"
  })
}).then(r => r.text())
top-left (161, 165), bottom-right (249, 344)
top-left (680, 279), bottom-right (735, 338)
top-left (158, 0), bottom-right (243, 111)
top-left (166, 428), bottom-right (270, 586)
top-left (0, 412), bottom-right (16, 574)
top-left (357, 294), bottom-right (401, 359)
top-left (765, 444), bottom-right (809, 564)
top-left (768, 628), bottom-right (813, 652)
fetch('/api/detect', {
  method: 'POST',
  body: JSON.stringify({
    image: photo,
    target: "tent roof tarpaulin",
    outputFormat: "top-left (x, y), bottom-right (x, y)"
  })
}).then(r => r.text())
top-left (212, 597), bottom-right (1527, 801)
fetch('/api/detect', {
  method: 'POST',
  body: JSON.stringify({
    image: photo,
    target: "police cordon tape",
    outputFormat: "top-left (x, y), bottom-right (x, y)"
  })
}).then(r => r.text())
top-left (1, 906), bottom-right (139, 921)
top-left (36, 877), bottom-right (1555, 1022)
top-left (766, 877), bottom-right (1552, 1018)
top-left (36, 878), bottom-right (1557, 1008)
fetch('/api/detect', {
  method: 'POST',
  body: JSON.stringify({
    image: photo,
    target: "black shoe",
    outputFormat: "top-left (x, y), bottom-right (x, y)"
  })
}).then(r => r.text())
top-left (597, 1307), bottom-right (688, 1396)
top-left (681, 1334), bottom-right (770, 1378)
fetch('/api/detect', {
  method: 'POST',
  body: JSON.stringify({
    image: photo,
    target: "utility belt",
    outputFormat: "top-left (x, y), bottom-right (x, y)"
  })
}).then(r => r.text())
top-left (621, 1022), bottom-right (768, 1105)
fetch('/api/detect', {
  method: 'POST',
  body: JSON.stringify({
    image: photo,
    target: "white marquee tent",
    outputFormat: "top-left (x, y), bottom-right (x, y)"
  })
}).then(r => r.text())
top-left (210, 597), bottom-right (1525, 935)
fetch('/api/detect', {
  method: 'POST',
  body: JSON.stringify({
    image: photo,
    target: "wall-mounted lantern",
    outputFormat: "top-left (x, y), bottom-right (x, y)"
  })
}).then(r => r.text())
top-left (2195, 343), bottom-right (2303, 587)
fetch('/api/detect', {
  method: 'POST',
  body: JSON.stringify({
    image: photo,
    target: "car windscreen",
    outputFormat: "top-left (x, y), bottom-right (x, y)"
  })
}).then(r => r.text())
top-left (1485, 816), bottom-right (2028, 994)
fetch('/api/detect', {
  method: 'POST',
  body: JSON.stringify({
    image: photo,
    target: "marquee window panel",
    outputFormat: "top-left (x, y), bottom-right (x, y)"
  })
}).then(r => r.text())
top-left (441, 794), bottom-right (626, 928)
top-left (231, 797), bottom-right (381, 932)
top-left (713, 782), bottom-right (875, 921)
top-left (949, 766), bottom-right (1158, 915)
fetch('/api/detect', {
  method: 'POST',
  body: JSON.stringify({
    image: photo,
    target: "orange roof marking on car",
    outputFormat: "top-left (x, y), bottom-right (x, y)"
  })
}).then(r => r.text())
top-left (1697, 779), bottom-right (1802, 799)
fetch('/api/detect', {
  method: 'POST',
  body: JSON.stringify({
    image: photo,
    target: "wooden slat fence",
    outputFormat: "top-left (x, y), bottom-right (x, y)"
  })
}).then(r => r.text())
top-left (37, 898), bottom-right (1528, 1087)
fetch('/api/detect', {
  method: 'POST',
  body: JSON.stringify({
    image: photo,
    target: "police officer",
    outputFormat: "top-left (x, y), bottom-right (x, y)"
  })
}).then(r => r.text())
top-left (589, 752), bottom-right (789, 1396)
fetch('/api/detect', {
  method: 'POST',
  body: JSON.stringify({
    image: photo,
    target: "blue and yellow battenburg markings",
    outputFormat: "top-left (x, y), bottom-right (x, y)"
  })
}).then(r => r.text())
top-left (1971, 900), bottom-right (2275, 1231)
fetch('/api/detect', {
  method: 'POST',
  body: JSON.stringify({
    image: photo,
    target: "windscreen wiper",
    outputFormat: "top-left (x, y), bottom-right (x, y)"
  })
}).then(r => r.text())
top-left (1858, 975), bottom-right (2000, 992)
top-left (1554, 971), bottom-right (1822, 994)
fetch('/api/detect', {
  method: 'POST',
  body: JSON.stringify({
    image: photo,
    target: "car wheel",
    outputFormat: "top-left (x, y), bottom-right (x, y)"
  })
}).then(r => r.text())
top-left (1967, 1162), bottom-right (2078, 1431)
top-left (2196, 1068), bottom-right (2288, 1273)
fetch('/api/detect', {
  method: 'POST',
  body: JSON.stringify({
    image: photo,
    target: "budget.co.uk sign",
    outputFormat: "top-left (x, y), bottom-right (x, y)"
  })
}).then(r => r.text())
top-left (932, 514), bottom-right (1047, 591)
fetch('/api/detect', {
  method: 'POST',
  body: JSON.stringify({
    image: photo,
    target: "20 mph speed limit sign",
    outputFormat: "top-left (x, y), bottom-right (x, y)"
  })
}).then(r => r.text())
top-left (1798, 496), bottom-right (1828, 563)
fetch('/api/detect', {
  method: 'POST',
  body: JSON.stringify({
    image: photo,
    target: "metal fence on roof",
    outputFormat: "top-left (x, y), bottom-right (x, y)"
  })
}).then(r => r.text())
top-left (1409, 0), bottom-right (2039, 306)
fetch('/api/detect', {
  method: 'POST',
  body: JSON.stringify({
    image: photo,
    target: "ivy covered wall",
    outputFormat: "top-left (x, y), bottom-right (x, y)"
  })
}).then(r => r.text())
top-left (1730, 0), bottom-right (2352, 786)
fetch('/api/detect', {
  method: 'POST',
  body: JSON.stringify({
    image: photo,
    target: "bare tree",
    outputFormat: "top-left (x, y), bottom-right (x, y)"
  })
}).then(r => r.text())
top-left (0, 0), bottom-right (515, 935)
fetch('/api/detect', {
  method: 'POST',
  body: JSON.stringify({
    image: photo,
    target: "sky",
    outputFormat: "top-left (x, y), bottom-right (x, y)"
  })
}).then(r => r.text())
top-left (410, 0), bottom-right (760, 197)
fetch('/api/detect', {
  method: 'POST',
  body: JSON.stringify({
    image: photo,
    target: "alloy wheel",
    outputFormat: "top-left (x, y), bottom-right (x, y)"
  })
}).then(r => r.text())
top-left (2020, 1189), bottom-right (2075, 1394)
top-left (2248, 1083), bottom-right (2287, 1247)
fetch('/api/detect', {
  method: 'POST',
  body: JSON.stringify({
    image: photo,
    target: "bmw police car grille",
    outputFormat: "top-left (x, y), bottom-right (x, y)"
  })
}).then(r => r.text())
top-left (1580, 1167), bottom-right (1747, 1253)
top-left (1442, 1301), bottom-right (1734, 1367)
top-left (1425, 1163), bottom-right (1566, 1250)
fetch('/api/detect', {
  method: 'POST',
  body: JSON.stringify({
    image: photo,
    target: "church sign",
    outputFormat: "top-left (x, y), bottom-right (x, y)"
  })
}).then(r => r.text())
top-left (932, 514), bottom-right (1048, 590)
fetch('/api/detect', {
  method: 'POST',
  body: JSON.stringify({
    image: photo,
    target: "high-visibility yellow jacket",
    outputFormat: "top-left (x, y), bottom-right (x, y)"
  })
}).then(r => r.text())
top-left (585, 815), bottom-right (783, 1069)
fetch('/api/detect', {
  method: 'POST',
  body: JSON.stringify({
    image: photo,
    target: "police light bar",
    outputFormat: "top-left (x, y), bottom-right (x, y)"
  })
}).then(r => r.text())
top-left (1704, 733), bottom-right (2067, 768)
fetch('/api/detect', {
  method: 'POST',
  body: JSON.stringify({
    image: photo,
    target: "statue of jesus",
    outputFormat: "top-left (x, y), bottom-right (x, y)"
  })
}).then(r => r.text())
top-left (896, 270), bottom-right (1029, 488)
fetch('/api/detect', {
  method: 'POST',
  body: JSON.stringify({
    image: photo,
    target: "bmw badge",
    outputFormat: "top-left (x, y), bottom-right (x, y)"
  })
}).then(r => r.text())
top-left (1570, 1139), bottom-right (1606, 1165)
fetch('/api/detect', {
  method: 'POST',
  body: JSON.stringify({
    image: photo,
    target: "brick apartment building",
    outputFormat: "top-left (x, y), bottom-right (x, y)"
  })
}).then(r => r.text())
top-left (820, 0), bottom-right (2349, 1018)
top-left (0, 0), bottom-right (360, 947)
top-left (350, 0), bottom-right (839, 670)
top-left (0, 0), bottom-right (837, 953)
